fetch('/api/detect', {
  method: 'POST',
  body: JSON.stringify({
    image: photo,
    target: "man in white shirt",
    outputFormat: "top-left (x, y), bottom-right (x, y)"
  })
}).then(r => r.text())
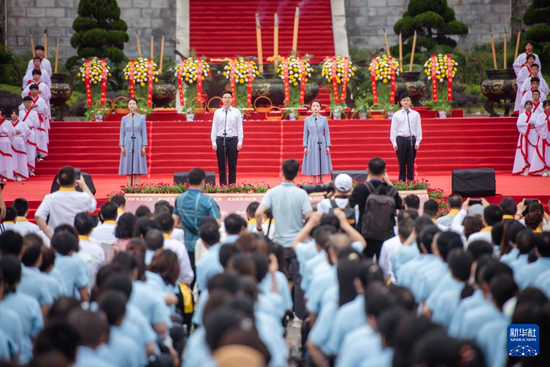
top-left (74, 212), bottom-right (106, 287)
top-left (35, 166), bottom-right (97, 238)
top-left (156, 212), bottom-right (194, 285)
top-left (91, 202), bottom-right (118, 246)
top-left (390, 93), bottom-right (422, 181)
top-left (210, 91), bottom-right (243, 185)
top-left (317, 173), bottom-right (359, 225)
top-left (379, 217), bottom-right (415, 283)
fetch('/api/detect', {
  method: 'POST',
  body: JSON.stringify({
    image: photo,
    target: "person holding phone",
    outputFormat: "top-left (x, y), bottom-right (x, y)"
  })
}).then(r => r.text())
top-left (119, 98), bottom-right (148, 185)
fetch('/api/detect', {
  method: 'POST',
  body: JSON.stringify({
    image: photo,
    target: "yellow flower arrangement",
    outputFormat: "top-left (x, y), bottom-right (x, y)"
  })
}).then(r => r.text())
top-left (368, 55), bottom-right (401, 84)
top-left (223, 57), bottom-right (260, 84)
top-left (174, 58), bottom-right (210, 84)
top-left (276, 56), bottom-right (313, 87)
top-left (424, 54), bottom-right (458, 82)
top-left (77, 58), bottom-right (112, 84)
top-left (123, 57), bottom-right (160, 86)
top-left (321, 56), bottom-right (357, 84)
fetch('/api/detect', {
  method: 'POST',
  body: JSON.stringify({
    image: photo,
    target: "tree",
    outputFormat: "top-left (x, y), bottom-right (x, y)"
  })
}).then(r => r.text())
top-left (393, 0), bottom-right (468, 52)
top-left (524, 0), bottom-right (550, 61)
top-left (69, 0), bottom-right (129, 66)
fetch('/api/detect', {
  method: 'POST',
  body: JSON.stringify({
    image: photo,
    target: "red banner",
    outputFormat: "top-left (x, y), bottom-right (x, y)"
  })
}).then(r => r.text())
top-left (177, 61), bottom-right (185, 107)
top-left (100, 58), bottom-right (107, 106)
top-left (430, 54), bottom-right (437, 102)
top-left (370, 57), bottom-right (378, 104)
top-left (389, 57), bottom-right (396, 105)
top-left (129, 60), bottom-right (136, 98)
top-left (246, 60), bottom-right (253, 107)
top-left (147, 59), bottom-right (153, 108)
top-left (331, 57), bottom-right (340, 104)
top-left (283, 58), bottom-right (290, 106)
top-left (197, 59), bottom-right (203, 106)
top-left (230, 59), bottom-right (236, 106)
top-left (446, 54), bottom-right (453, 102)
top-left (340, 57), bottom-right (349, 102)
top-left (85, 59), bottom-right (92, 107)
top-left (299, 57), bottom-right (306, 105)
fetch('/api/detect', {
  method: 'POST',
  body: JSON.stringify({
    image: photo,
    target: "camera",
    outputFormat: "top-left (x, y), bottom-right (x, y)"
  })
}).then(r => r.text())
top-left (300, 181), bottom-right (335, 194)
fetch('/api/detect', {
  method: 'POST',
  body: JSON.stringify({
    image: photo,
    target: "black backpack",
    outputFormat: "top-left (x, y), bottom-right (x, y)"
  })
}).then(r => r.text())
top-left (361, 182), bottom-right (397, 241)
top-left (329, 199), bottom-right (356, 227)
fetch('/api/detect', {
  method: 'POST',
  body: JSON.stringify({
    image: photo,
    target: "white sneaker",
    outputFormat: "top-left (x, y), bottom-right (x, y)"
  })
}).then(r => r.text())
top-left (30, 171), bottom-right (35, 176)
top-left (543, 171), bottom-right (549, 177)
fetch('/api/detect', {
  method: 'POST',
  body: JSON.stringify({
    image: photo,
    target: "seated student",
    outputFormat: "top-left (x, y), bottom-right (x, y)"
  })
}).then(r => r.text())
top-left (26, 45), bottom-right (52, 77)
top-left (0, 256), bottom-right (44, 364)
top-left (515, 232), bottom-right (550, 289)
top-left (196, 221), bottom-right (224, 293)
top-left (97, 290), bottom-right (141, 367)
top-left (363, 307), bottom-right (409, 367)
top-left (257, 242), bottom-right (293, 313)
top-left (390, 215), bottom-right (434, 277)
top-left (69, 309), bottom-right (117, 367)
top-left (143, 229), bottom-right (164, 265)
top-left (74, 213), bottom-right (106, 286)
top-left (22, 56), bottom-right (51, 89)
top-left (246, 202), bottom-right (275, 240)
top-left (12, 199), bottom-right (46, 243)
top-left (91, 202), bottom-right (118, 246)
top-left (0, 262), bottom-right (25, 363)
top-left (508, 229), bottom-right (535, 274)
top-left (0, 207), bottom-right (18, 233)
top-left (428, 249), bottom-right (474, 330)
top-left (436, 194), bottom-right (462, 228)
top-left (499, 220), bottom-right (527, 264)
top-left (458, 263), bottom-right (516, 340)
top-left (111, 213), bottom-right (136, 260)
top-left (156, 212), bottom-right (194, 285)
top-left (144, 250), bottom-right (180, 312)
top-left (51, 231), bottom-right (90, 301)
top-left (466, 204), bottom-right (504, 246)
top-left (403, 194), bottom-right (420, 211)
top-left (299, 223), bottom-right (336, 296)
top-left (109, 194), bottom-right (126, 220)
top-left (379, 217), bottom-right (415, 283)
top-left (0, 109), bottom-right (15, 182)
top-left (222, 213), bottom-right (247, 244)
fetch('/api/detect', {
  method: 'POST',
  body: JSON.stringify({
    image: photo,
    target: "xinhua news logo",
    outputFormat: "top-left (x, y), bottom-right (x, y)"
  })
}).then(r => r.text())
top-left (507, 324), bottom-right (539, 357)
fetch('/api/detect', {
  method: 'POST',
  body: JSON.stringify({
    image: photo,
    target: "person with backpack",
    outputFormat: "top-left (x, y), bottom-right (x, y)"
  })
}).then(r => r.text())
top-left (349, 157), bottom-right (402, 259)
top-left (316, 173), bottom-right (358, 227)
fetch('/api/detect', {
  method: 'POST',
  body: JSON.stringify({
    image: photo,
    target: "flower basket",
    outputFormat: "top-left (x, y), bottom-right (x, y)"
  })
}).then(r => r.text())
top-left (369, 103), bottom-right (388, 119)
top-left (190, 97), bottom-right (207, 114)
top-left (254, 96), bottom-right (273, 113)
top-left (113, 96), bottom-right (130, 115)
top-left (207, 96), bottom-right (223, 113)
top-left (265, 106), bottom-right (283, 121)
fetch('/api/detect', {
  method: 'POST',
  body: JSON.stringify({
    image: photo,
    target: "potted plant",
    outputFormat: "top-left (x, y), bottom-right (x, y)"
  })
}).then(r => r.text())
top-left (76, 57), bottom-right (115, 121)
top-left (354, 96), bottom-right (370, 120)
top-left (183, 106), bottom-right (194, 121)
top-left (282, 106), bottom-right (299, 120)
top-left (423, 100), bottom-right (452, 118)
top-left (331, 104), bottom-right (346, 120)
top-left (387, 103), bottom-right (400, 119)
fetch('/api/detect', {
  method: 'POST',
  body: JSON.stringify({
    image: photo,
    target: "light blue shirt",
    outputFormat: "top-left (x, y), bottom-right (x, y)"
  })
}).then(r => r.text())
top-left (0, 329), bottom-right (10, 362)
top-left (448, 290), bottom-right (490, 338)
top-left (41, 270), bottom-right (66, 300)
top-left (74, 346), bottom-right (117, 367)
top-left (2, 291), bottom-right (43, 364)
top-left (301, 251), bottom-right (326, 293)
top-left (425, 272), bottom-right (454, 312)
top-left (49, 267), bottom-right (68, 295)
top-left (0, 307), bottom-right (23, 358)
top-left (19, 266), bottom-right (54, 306)
top-left (54, 253), bottom-right (89, 297)
top-left (196, 243), bottom-right (223, 292)
top-left (183, 327), bottom-right (215, 367)
top-left (327, 295), bottom-right (366, 355)
top-left (361, 347), bottom-right (394, 367)
top-left (509, 254), bottom-right (529, 274)
top-left (398, 254), bottom-right (439, 302)
top-left (460, 303), bottom-right (502, 341)
top-left (145, 249), bottom-right (155, 265)
top-left (98, 326), bottom-right (141, 367)
top-left (256, 311), bottom-right (289, 366)
top-left (390, 242), bottom-right (420, 276)
top-left (295, 240), bottom-right (318, 276)
top-left (414, 258), bottom-right (447, 303)
top-left (500, 248), bottom-right (519, 265)
top-left (306, 265), bottom-right (337, 314)
top-left (308, 286), bottom-right (339, 353)
top-left (535, 269), bottom-right (550, 299)
top-left (119, 305), bottom-right (157, 364)
top-left (258, 292), bottom-right (286, 321)
top-left (222, 234), bottom-right (240, 244)
top-left (336, 325), bottom-right (380, 367)
top-left (260, 183), bottom-right (312, 248)
top-left (475, 315), bottom-right (509, 367)
top-left (259, 271), bottom-right (293, 311)
top-left (192, 289), bottom-right (209, 327)
top-left (431, 278), bottom-right (465, 330)
top-left (515, 257), bottom-right (550, 289)
top-left (130, 281), bottom-right (171, 326)
top-left (144, 270), bottom-right (178, 315)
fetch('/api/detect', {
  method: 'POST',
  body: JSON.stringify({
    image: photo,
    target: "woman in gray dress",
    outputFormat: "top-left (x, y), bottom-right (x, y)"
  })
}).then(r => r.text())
top-left (119, 98), bottom-right (147, 185)
top-left (302, 100), bottom-right (332, 181)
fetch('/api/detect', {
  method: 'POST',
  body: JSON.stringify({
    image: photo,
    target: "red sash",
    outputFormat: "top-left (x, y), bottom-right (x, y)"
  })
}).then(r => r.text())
top-left (0, 118), bottom-right (4, 126)
top-left (535, 112), bottom-right (550, 164)
top-left (12, 119), bottom-right (19, 128)
top-left (533, 102), bottom-right (540, 113)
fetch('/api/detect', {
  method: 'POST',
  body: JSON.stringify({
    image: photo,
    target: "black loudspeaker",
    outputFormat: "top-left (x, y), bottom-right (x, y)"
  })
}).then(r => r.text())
top-left (50, 172), bottom-right (97, 196)
top-left (331, 170), bottom-right (368, 183)
top-left (452, 168), bottom-right (496, 197)
top-left (174, 171), bottom-right (216, 186)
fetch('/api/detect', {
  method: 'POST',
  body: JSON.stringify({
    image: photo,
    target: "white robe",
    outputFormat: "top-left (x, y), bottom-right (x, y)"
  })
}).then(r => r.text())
top-left (514, 66), bottom-right (534, 113)
top-left (520, 76), bottom-right (549, 96)
top-left (22, 82), bottom-right (51, 129)
top-left (531, 102), bottom-right (544, 123)
top-left (11, 119), bottom-right (31, 179)
top-left (19, 97), bottom-right (49, 156)
top-left (513, 112), bottom-right (538, 174)
top-left (520, 90), bottom-right (547, 114)
top-left (530, 112), bottom-right (550, 175)
top-left (0, 120), bottom-right (15, 180)
top-left (513, 52), bottom-right (541, 75)
top-left (22, 68), bottom-right (51, 89)
top-left (21, 108), bottom-right (39, 170)
top-left (26, 58), bottom-right (52, 77)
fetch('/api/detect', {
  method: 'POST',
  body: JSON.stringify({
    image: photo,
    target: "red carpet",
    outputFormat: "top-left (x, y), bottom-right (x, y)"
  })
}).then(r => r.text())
top-left (189, 0), bottom-right (335, 64)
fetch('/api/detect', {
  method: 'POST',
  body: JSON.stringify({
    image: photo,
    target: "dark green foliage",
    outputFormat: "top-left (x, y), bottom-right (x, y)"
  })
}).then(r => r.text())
top-left (524, 0), bottom-right (550, 61)
top-left (0, 90), bottom-right (22, 112)
top-left (70, 0), bottom-right (128, 65)
top-left (393, 0), bottom-right (468, 53)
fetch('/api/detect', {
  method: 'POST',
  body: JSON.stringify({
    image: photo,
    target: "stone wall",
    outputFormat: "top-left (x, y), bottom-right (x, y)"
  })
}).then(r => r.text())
top-left (4, 0), bottom-right (177, 64)
top-left (344, 0), bottom-right (532, 52)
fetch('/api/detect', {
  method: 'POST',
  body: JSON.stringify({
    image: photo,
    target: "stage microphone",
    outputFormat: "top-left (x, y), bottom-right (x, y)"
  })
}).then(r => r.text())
top-left (405, 107), bottom-right (410, 114)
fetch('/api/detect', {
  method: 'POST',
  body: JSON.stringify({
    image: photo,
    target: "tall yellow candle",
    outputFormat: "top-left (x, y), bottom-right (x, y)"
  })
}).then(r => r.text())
top-left (255, 14), bottom-right (264, 73)
top-left (159, 33), bottom-right (165, 73)
top-left (55, 30), bottom-right (60, 73)
top-left (292, 6), bottom-right (300, 56)
top-left (514, 30), bottom-right (521, 61)
top-left (150, 34), bottom-right (154, 60)
top-left (29, 29), bottom-right (35, 57)
top-left (490, 32), bottom-right (498, 69)
top-left (409, 31), bottom-right (417, 72)
top-left (274, 13), bottom-right (279, 70)
top-left (44, 29), bottom-right (48, 59)
top-left (503, 29), bottom-right (507, 69)
top-left (384, 28), bottom-right (391, 57)
top-left (136, 31), bottom-right (142, 58)
top-left (399, 33), bottom-right (403, 67)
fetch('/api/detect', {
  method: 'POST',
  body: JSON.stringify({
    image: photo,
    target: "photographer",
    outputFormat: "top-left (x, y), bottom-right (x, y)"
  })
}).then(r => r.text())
top-left (316, 174), bottom-right (358, 226)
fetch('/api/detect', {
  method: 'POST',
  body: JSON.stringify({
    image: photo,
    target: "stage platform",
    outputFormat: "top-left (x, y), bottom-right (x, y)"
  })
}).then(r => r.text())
top-left (4, 116), bottom-right (550, 219)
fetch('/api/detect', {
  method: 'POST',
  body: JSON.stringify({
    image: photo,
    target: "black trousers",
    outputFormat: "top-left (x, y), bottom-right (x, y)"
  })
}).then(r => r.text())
top-left (396, 136), bottom-right (417, 181)
top-left (364, 238), bottom-right (384, 260)
top-left (216, 136), bottom-right (238, 185)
